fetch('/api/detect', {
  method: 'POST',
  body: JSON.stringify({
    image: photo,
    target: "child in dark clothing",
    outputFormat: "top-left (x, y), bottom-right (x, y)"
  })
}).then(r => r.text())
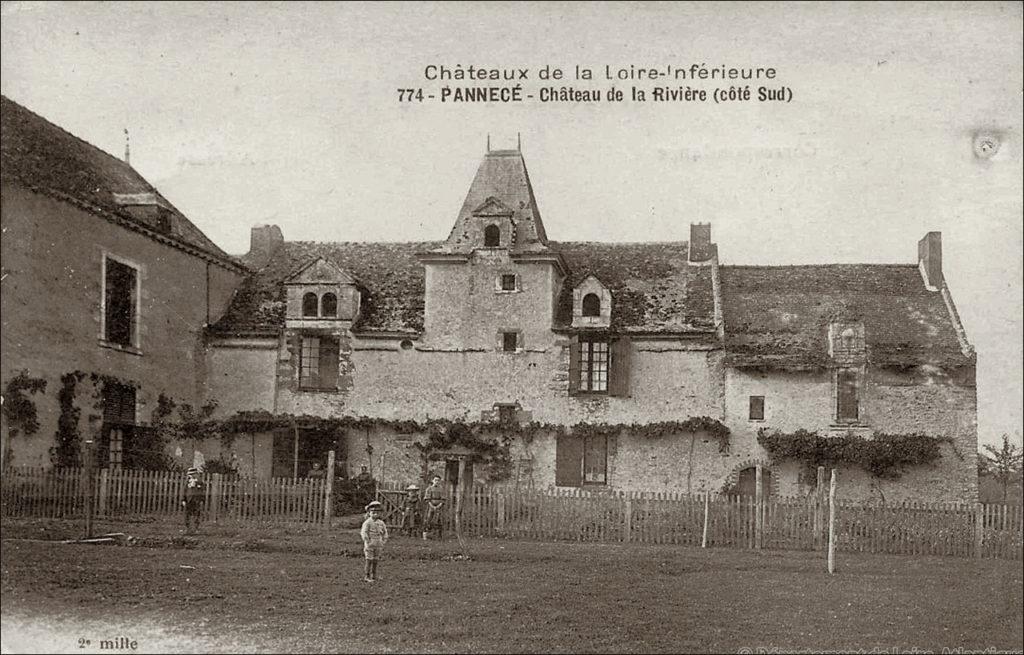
top-left (182, 467), bottom-right (205, 534)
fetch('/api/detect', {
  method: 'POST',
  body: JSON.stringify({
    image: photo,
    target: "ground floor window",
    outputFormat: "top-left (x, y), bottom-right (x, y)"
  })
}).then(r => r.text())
top-left (555, 434), bottom-right (607, 487)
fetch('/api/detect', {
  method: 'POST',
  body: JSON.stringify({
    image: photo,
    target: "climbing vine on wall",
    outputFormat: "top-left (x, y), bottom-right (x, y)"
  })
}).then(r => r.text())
top-left (2, 371), bottom-right (47, 438)
top-left (205, 410), bottom-right (732, 482)
top-left (756, 428), bottom-right (949, 480)
top-left (51, 372), bottom-right (85, 468)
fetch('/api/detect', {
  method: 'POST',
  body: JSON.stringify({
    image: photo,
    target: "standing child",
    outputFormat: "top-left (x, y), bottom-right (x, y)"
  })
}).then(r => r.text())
top-left (181, 467), bottom-right (205, 534)
top-left (422, 475), bottom-right (445, 540)
top-left (360, 500), bottom-right (389, 582)
top-left (399, 484), bottom-right (420, 537)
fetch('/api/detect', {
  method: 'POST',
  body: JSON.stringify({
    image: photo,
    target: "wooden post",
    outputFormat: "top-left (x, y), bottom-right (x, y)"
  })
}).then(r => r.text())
top-left (755, 465), bottom-right (763, 550)
top-left (210, 473), bottom-right (222, 524)
top-left (815, 466), bottom-right (825, 550)
top-left (83, 440), bottom-right (95, 538)
top-left (97, 468), bottom-right (109, 518)
top-left (497, 493), bottom-right (506, 533)
top-left (974, 502), bottom-right (984, 559)
top-left (624, 497), bottom-right (633, 543)
top-left (701, 492), bottom-right (710, 548)
top-left (292, 424), bottom-right (299, 480)
top-left (454, 458), bottom-right (467, 553)
top-left (827, 468), bottom-right (837, 574)
top-left (324, 450), bottom-right (335, 527)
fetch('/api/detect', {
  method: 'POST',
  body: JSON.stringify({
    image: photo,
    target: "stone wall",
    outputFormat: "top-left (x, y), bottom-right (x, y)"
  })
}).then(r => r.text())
top-left (724, 366), bottom-right (978, 502)
top-left (0, 184), bottom-right (243, 467)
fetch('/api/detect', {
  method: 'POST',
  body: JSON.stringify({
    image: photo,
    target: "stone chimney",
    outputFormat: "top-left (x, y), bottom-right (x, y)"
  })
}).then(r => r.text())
top-left (248, 224), bottom-right (284, 268)
top-left (689, 223), bottom-right (712, 262)
top-left (918, 231), bottom-right (943, 290)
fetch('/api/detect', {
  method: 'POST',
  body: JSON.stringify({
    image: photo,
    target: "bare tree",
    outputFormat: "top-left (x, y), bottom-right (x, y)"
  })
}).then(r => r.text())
top-left (980, 434), bottom-right (1023, 502)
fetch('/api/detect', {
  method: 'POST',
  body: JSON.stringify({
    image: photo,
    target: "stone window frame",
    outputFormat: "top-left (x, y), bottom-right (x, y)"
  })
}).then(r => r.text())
top-left (555, 433), bottom-right (608, 487)
top-left (99, 252), bottom-right (143, 355)
top-left (298, 333), bottom-right (341, 391)
top-left (321, 292), bottom-right (338, 317)
top-left (498, 329), bottom-right (523, 353)
top-left (496, 272), bottom-right (520, 293)
top-left (833, 366), bottom-right (864, 425)
top-left (483, 224), bottom-right (501, 248)
top-left (748, 395), bottom-right (765, 422)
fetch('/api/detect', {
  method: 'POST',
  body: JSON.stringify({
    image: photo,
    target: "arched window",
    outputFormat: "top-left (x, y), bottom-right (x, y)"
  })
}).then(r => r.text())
top-left (302, 292), bottom-right (319, 317)
top-left (840, 327), bottom-right (856, 349)
top-left (582, 293), bottom-right (601, 317)
top-left (735, 466), bottom-right (772, 497)
top-left (321, 293), bottom-right (338, 317)
top-left (484, 224), bottom-right (500, 247)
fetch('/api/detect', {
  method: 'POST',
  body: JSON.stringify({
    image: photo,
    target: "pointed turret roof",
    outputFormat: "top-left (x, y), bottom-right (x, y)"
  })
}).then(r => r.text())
top-left (438, 149), bottom-right (549, 253)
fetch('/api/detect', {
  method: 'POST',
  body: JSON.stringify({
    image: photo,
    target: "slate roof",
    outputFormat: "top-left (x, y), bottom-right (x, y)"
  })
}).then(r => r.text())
top-left (719, 265), bottom-right (973, 369)
top-left (210, 240), bottom-right (716, 336)
top-left (553, 242), bottom-right (716, 333)
top-left (437, 149), bottom-right (550, 253)
top-left (0, 95), bottom-right (238, 266)
top-left (209, 241), bottom-right (439, 335)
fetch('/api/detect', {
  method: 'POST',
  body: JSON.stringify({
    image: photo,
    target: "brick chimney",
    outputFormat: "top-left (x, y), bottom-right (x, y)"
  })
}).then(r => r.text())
top-left (917, 231), bottom-right (943, 290)
top-left (248, 224), bottom-right (284, 268)
top-left (689, 223), bottom-right (712, 262)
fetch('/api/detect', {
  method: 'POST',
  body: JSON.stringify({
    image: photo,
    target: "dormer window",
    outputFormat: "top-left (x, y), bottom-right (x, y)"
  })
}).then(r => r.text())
top-left (484, 224), bottom-right (501, 247)
top-left (840, 327), bottom-right (855, 349)
top-left (321, 293), bottom-right (338, 317)
top-left (285, 257), bottom-right (361, 323)
top-left (302, 292), bottom-right (319, 317)
top-left (572, 276), bottom-right (612, 329)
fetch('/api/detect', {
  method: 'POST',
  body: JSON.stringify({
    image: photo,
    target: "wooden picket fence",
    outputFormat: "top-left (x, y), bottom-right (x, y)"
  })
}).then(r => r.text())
top-left (0, 466), bottom-right (329, 527)
top-left (379, 484), bottom-right (1024, 560)
top-left (2, 467), bottom-right (1020, 560)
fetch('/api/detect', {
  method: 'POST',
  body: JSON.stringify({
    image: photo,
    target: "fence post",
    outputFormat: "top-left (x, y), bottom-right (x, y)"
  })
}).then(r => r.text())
top-left (624, 497), bottom-right (632, 543)
top-left (827, 468), bottom-right (837, 574)
top-left (97, 468), bottom-right (109, 518)
top-left (83, 440), bottom-right (95, 538)
top-left (755, 465), bottom-right (763, 550)
top-left (324, 450), bottom-right (335, 527)
top-left (497, 492), bottom-right (506, 533)
top-left (974, 502), bottom-right (984, 559)
top-left (815, 466), bottom-right (825, 550)
top-left (701, 492), bottom-right (710, 548)
top-left (210, 473), bottom-right (221, 524)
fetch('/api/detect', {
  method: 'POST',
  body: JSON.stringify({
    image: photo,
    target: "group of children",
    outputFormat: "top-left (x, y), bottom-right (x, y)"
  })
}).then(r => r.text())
top-left (360, 474), bottom-right (447, 582)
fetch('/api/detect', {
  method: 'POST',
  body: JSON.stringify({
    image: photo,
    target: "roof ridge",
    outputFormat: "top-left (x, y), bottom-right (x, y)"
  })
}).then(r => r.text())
top-left (722, 263), bottom-right (918, 269)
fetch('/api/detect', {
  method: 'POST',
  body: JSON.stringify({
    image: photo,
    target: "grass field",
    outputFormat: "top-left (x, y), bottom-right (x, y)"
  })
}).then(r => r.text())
top-left (1, 518), bottom-right (1022, 654)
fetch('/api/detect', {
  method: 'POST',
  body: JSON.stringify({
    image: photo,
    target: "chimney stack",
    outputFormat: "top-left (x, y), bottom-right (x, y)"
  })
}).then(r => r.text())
top-left (248, 224), bottom-right (284, 268)
top-left (689, 223), bottom-right (713, 262)
top-left (917, 231), bottom-right (943, 290)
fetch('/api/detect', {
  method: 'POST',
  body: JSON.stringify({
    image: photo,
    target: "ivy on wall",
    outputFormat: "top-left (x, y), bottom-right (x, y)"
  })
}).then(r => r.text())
top-left (2, 371), bottom-right (47, 438)
top-left (203, 410), bottom-right (732, 483)
top-left (756, 428), bottom-right (949, 480)
top-left (52, 372), bottom-right (85, 467)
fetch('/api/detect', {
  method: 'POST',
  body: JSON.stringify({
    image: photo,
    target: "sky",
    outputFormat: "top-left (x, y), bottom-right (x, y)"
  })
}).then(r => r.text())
top-left (2, 1), bottom-right (1021, 448)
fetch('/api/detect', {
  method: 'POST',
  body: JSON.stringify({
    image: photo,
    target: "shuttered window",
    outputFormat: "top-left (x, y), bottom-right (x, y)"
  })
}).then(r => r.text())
top-left (570, 338), bottom-right (630, 397)
top-left (837, 369), bottom-right (859, 422)
top-left (299, 335), bottom-right (340, 390)
top-left (555, 434), bottom-right (583, 487)
top-left (556, 434), bottom-right (608, 487)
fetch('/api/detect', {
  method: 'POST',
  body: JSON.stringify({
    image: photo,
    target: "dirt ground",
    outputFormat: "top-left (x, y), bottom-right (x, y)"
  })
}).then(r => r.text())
top-left (1, 518), bottom-right (1022, 654)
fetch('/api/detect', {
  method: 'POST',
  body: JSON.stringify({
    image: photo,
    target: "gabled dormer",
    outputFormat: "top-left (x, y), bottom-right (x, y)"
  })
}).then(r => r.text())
top-left (285, 257), bottom-right (360, 324)
top-left (472, 196), bottom-right (515, 249)
top-left (572, 275), bottom-right (612, 329)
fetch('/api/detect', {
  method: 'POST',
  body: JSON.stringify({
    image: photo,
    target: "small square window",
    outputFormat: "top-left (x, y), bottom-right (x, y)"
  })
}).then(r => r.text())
top-left (749, 396), bottom-right (765, 421)
top-left (501, 274), bottom-right (517, 291)
top-left (502, 332), bottom-right (518, 352)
